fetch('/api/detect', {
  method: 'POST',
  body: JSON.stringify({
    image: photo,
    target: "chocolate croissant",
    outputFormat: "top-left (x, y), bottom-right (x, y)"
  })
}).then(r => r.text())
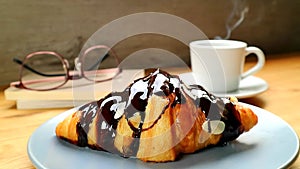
top-left (56, 69), bottom-right (257, 162)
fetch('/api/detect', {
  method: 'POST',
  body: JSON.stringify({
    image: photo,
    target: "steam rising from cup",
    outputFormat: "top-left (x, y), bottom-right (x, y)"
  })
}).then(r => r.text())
top-left (215, 0), bottom-right (249, 40)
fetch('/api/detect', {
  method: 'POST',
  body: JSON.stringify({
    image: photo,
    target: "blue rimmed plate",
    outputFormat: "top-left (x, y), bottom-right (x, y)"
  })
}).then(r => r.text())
top-left (28, 103), bottom-right (299, 169)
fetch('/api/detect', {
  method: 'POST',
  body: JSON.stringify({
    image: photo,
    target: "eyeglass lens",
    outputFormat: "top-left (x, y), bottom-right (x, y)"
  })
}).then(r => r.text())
top-left (21, 53), bottom-right (67, 90)
top-left (81, 47), bottom-right (119, 82)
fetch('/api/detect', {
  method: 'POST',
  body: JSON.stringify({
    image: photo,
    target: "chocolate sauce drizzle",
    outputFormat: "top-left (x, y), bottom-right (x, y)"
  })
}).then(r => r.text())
top-left (73, 69), bottom-right (243, 156)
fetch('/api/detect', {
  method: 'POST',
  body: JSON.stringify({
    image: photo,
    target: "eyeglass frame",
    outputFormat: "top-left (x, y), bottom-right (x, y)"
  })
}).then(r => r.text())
top-left (10, 45), bottom-right (122, 91)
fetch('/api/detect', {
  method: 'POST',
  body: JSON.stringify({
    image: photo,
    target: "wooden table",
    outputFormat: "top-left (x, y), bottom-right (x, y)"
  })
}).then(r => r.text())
top-left (0, 53), bottom-right (300, 169)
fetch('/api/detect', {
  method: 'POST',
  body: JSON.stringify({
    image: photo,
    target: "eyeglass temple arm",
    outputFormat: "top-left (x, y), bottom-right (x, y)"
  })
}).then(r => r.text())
top-left (13, 58), bottom-right (65, 77)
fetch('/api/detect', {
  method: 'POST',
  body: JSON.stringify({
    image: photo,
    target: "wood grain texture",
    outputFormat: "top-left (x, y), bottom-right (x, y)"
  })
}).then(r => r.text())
top-left (0, 85), bottom-right (68, 169)
top-left (0, 53), bottom-right (300, 168)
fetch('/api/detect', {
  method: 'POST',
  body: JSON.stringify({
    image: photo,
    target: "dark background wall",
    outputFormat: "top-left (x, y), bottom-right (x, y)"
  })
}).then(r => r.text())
top-left (0, 0), bottom-right (299, 85)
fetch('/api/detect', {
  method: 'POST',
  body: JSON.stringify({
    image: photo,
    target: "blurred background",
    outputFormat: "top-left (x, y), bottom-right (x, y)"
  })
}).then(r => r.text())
top-left (0, 0), bottom-right (299, 85)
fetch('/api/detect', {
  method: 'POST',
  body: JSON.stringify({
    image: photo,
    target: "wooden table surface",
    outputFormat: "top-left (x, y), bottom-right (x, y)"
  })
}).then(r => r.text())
top-left (0, 53), bottom-right (300, 169)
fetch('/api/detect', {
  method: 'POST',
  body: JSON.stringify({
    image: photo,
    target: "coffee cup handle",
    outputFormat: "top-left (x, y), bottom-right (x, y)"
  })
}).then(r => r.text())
top-left (241, 47), bottom-right (265, 79)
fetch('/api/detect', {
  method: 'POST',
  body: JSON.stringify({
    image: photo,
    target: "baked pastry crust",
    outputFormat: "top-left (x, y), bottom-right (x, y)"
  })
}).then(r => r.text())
top-left (56, 69), bottom-right (258, 162)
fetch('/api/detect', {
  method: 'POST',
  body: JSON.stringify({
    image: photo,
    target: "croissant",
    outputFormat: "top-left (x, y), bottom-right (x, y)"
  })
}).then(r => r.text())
top-left (56, 69), bottom-right (258, 162)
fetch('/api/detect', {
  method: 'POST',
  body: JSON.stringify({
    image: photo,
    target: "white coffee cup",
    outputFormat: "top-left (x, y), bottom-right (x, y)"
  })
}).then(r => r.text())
top-left (189, 39), bottom-right (265, 93)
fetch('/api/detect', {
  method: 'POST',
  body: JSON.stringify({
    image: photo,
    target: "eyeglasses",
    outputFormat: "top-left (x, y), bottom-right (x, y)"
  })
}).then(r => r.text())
top-left (10, 45), bottom-right (122, 91)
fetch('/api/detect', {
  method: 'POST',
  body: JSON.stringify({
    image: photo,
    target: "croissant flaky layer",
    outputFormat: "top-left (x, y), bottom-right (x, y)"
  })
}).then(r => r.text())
top-left (56, 69), bottom-right (258, 162)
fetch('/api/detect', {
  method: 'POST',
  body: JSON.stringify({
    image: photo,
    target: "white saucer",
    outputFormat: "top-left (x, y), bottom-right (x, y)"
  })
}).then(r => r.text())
top-left (179, 73), bottom-right (268, 99)
top-left (214, 76), bottom-right (268, 99)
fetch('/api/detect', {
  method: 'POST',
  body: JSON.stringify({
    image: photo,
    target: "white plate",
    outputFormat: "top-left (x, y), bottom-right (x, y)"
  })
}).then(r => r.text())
top-left (179, 73), bottom-right (268, 99)
top-left (28, 104), bottom-right (299, 169)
